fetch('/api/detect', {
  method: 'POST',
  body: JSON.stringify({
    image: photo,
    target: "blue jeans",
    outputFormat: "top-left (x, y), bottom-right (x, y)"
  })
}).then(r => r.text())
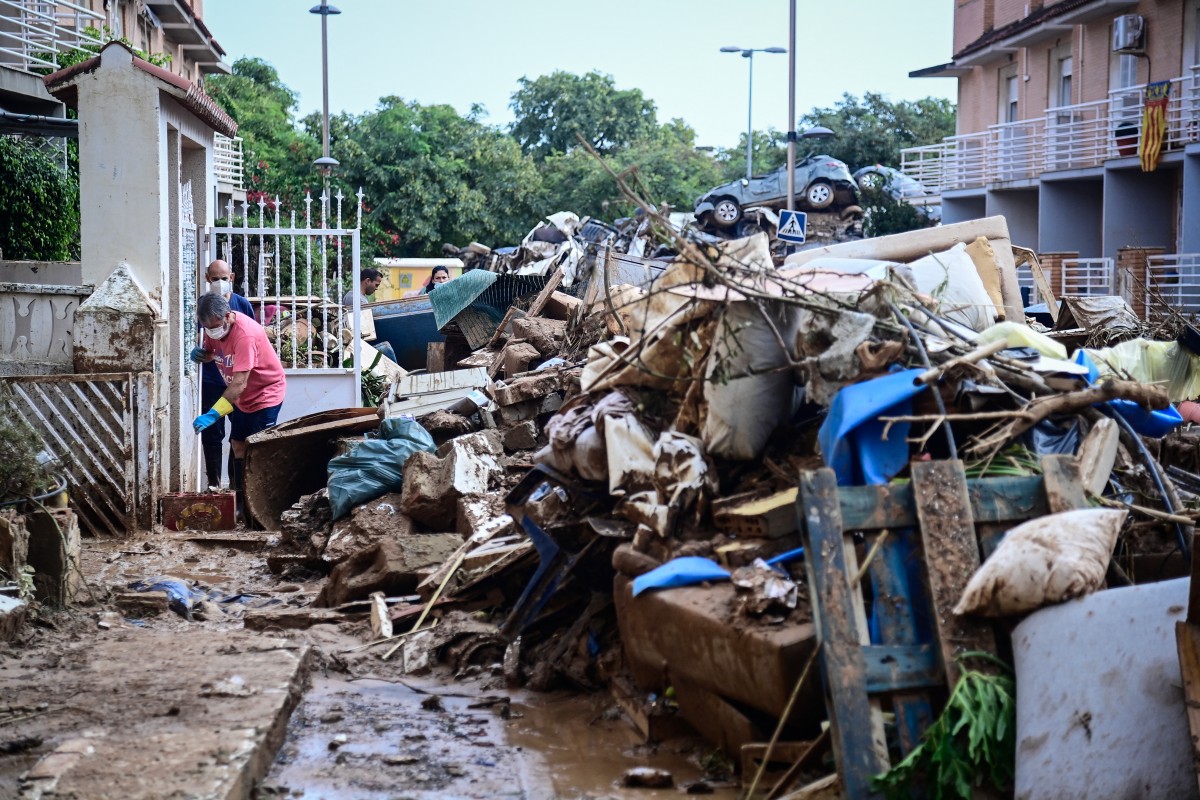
top-left (230, 403), bottom-right (282, 443)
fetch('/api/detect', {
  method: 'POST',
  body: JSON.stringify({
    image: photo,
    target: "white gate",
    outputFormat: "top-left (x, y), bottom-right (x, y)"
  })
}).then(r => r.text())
top-left (205, 189), bottom-right (364, 424)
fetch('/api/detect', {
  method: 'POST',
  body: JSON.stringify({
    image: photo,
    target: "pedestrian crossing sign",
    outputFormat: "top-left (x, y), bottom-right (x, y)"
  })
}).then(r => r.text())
top-left (777, 210), bottom-right (808, 244)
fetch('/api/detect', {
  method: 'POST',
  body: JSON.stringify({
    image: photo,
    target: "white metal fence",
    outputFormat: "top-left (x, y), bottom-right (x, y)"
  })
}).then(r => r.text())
top-left (207, 189), bottom-right (364, 417)
top-left (1061, 258), bottom-right (1116, 297)
top-left (0, 0), bottom-right (102, 74)
top-left (1146, 254), bottom-right (1200, 318)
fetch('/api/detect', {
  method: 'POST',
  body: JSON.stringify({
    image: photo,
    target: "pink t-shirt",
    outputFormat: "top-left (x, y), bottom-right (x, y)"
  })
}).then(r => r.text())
top-left (204, 313), bottom-right (286, 412)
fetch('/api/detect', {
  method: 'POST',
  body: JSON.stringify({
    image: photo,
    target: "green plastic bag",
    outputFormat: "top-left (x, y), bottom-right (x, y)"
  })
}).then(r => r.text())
top-left (327, 417), bottom-right (436, 520)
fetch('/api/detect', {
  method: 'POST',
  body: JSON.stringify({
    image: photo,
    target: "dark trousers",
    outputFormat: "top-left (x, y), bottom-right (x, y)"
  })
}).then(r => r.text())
top-left (200, 382), bottom-right (228, 487)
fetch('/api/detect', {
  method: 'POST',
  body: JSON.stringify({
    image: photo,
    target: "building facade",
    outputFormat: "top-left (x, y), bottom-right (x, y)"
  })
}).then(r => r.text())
top-left (904, 0), bottom-right (1200, 314)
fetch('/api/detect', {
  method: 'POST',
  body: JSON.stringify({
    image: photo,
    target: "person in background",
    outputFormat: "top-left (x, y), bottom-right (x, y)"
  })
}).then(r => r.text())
top-left (191, 292), bottom-right (287, 524)
top-left (199, 259), bottom-right (254, 489)
top-left (342, 267), bottom-right (383, 307)
top-left (421, 264), bottom-right (451, 294)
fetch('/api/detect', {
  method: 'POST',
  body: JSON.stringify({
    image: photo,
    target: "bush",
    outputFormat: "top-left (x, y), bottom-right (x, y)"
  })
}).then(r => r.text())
top-left (860, 186), bottom-right (936, 238)
top-left (0, 137), bottom-right (80, 260)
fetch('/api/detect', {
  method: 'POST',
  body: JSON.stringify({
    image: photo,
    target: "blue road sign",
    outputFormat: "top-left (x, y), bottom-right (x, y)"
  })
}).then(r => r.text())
top-left (777, 209), bottom-right (808, 244)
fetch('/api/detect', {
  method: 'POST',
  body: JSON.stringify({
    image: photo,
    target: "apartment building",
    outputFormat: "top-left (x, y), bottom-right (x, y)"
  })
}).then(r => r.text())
top-left (903, 0), bottom-right (1200, 314)
top-left (0, 1), bottom-right (241, 192)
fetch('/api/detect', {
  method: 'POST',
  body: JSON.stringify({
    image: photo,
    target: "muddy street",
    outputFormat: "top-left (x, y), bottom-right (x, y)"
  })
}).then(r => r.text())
top-left (0, 530), bottom-right (736, 800)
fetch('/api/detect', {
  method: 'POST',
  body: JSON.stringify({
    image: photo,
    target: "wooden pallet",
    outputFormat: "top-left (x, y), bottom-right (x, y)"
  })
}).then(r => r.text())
top-left (795, 454), bottom-right (1086, 798)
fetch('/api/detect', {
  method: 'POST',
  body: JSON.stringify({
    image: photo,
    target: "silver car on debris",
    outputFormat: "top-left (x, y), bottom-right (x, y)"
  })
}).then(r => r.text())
top-left (694, 154), bottom-right (859, 228)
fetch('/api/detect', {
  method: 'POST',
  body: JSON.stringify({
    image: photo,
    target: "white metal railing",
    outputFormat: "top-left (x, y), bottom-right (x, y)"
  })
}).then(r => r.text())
top-left (899, 66), bottom-right (1200, 188)
top-left (1016, 263), bottom-right (1039, 306)
top-left (1044, 99), bottom-right (1108, 171)
top-left (1061, 257), bottom-right (1115, 296)
top-left (0, 0), bottom-right (103, 74)
top-left (213, 133), bottom-right (244, 190)
top-left (1146, 253), bottom-right (1200, 318)
top-left (988, 118), bottom-right (1044, 182)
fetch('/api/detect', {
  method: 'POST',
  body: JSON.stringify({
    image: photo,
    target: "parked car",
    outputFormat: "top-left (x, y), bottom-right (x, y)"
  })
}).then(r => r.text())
top-left (694, 154), bottom-right (858, 228)
top-left (852, 165), bottom-right (942, 223)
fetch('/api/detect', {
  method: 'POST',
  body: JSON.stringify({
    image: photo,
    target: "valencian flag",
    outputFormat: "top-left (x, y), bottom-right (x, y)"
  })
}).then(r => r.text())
top-left (1140, 80), bottom-right (1171, 172)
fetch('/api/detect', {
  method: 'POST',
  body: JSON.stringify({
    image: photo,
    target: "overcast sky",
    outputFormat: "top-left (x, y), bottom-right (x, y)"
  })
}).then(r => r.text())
top-left (202, 0), bottom-right (958, 150)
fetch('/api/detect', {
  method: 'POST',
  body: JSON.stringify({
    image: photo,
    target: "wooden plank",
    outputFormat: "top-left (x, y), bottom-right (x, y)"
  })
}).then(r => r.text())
top-left (797, 469), bottom-right (888, 798)
top-left (426, 342), bottom-right (445, 373)
top-left (910, 460), bottom-right (998, 687)
top-left (484, 306), bottom-right (524, 349)
top-left (1176, 620), bottom-right (1200, 797)
top-left (525, 268), bottom-right (563, 318)
top-left (867, 533), bottom-right (937, 755)
top-left (1041, 453), bottom-right (1087, 512)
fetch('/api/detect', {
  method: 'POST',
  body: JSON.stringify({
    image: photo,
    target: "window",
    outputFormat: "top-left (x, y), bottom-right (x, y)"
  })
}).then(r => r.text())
top-left (1050, 41), bottom-right (1073, 108)
top-left (1002, 69), bottom-right (1019, 123)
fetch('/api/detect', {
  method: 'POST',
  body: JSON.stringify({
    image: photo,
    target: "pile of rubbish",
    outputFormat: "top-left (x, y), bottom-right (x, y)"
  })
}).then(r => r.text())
top-left (248, 212), bottom-right (1200, 797)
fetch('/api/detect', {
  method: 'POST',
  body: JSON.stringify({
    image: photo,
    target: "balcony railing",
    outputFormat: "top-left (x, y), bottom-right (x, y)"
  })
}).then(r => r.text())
top-left (0, 0), bottom-right (103, 75)
top-left (1146, 253), bottom-right (1200, 319)
top-left (213, 133), bottom-right (244, 191)
top-left (901, 67), bottom-right (1200, 193)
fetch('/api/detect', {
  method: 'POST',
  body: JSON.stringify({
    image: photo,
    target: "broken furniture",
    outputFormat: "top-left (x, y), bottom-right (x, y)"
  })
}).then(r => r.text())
top-left (796, 454), bottom-right (1087, 797)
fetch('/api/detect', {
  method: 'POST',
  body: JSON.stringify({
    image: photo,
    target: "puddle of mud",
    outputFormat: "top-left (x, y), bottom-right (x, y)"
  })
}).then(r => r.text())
top-left (506, 691), bottom-right (739, 799)
top-left (261, 676), bottom-right (737, 800)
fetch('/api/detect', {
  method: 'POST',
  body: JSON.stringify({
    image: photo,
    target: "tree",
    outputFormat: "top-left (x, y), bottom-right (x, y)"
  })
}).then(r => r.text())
top-left (205, 58), bottom-right (322, 207)
top-left (328, 98), bottom-right (543, 257)
top-left (537, 118), bottom-right (724, 220)
top-left (0, 137), bottom-right (79, 260)
top-left (798, 92), bottom-right (956, 170)
top-left (509, 71), bottom-right (658, 159)
top-left (715, 128), bottom-right (789, 182)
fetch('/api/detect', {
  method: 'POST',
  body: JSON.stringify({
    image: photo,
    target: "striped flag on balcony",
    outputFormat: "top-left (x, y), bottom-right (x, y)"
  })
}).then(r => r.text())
top-left (1140, 81), bottom-right (1171, 172)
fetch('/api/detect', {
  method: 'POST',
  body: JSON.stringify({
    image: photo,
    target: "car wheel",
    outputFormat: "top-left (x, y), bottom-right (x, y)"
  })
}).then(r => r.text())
top-left (804, 180), bottom-right (835, 210)
top-left (711, 197), bottom-right (742, 228)
top-left (857, 172), bottom-right (885, 191)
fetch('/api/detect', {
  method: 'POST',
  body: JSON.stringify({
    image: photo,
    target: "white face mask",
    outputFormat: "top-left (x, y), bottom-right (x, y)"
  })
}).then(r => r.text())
top-left (207, 279), bottom-right (232, 297)
top-left (205, 322), bottom-right (231, 340)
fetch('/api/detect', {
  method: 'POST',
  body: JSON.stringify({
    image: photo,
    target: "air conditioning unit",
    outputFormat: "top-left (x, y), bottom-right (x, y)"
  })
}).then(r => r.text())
top-left (1112, 14), bottom-right (1145, 54)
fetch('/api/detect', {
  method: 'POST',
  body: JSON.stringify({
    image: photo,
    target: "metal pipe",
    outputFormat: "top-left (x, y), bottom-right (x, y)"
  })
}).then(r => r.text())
top-left (320, 1), bottom-right (330, 161)
top-left (786, 0), bottom-right (796, 211)
top-left (746, 50), bottom-right (754, 180)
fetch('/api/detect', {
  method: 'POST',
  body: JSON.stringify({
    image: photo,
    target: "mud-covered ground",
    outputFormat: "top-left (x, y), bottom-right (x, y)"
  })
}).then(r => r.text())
top-left (1, 529), bottom-right (739, 799)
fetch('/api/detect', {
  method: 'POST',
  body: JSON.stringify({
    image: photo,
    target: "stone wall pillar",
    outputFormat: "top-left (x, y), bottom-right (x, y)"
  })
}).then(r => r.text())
top-left (1118, 245), bottom-right (1168, 318)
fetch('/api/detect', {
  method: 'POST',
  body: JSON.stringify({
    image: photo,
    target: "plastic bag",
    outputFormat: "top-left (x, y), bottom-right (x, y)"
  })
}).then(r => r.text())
top-left (327, 417), bottom-right (436, 520)
top-left (954, 508), bottom-right (1128, 617)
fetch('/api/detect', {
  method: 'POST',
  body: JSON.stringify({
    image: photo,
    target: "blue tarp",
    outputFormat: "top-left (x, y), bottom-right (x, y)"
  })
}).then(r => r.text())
top-left (818, 368), bottom-right (927, 486)
top-left (1073, 350), bottom-right (1182, 437)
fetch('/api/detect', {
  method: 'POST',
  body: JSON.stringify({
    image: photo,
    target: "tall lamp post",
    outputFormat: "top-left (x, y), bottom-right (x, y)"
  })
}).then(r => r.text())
top-left (720, 45), bottom-right (786, 180)
top-left (310, 1), bottom-right (341, 192)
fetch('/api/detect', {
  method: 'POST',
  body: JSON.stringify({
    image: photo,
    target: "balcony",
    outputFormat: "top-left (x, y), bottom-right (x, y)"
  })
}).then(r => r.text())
top-left (213, 133), bottom-right (244, 192)
top-left (902, 68), bottom-right (1200, 193)
top-left (0, 0), bottom-right (103, 75)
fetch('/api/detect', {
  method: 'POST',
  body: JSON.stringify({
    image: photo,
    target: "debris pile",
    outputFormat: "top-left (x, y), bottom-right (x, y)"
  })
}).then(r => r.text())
top-left (246, 211), bottom-right (1200, 796)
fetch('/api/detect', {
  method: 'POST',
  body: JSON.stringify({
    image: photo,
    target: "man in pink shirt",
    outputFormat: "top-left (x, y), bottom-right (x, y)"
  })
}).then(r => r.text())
top-left (192, 292), bottom-right (287, 523)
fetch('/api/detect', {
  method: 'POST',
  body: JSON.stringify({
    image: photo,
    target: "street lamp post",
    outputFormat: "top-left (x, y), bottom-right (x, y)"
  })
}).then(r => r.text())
top-left (310, 1), bottom-right (341, 192)
top-left (720, 45), bottom-right (786, 180)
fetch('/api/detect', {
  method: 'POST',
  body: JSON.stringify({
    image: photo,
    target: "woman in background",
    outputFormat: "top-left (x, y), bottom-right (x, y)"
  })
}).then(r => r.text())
top-left (422, 265), bottom-right (451, 294)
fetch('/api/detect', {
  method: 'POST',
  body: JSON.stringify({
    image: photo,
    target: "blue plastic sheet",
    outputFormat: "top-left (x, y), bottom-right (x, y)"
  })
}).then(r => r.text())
top-left (818, 368), bottom-right (927, 486)
top-left (632, 557), bottom-right (730, 596)
top-left (1073, 350), bottom-right (1182, 437)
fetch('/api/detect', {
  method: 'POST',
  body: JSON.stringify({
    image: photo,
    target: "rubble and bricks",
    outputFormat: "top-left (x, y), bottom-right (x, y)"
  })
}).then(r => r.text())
top-left (502, 342), bottom-right (541, 377)
top-left (316, 534), bottom-right (466, 607)
top-left (510, 317), bottom-right (567, 356)
top-left (323, 493), bottom-right (415, 565)
top-left (501, 419), bottom-right (540, 452)
top-left (400, 431), bottom-right (504, 530)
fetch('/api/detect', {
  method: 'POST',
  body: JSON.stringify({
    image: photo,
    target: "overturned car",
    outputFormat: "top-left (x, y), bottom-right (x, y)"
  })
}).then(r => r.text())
top-left (694, 154), bottom-right (858, 228)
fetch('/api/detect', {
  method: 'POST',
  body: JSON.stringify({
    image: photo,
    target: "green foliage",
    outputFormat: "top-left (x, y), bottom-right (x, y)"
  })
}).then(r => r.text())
top-left (34, 26), bottom-right (172, 73)
top-left (860, 186), bottom-right (937, 238)
top-left (206, 58), bottom-right (322, 206)
top-left (0, 396), bottom-right (49, 502)
top-left (326, 97), bottom-right (543, 258)
top-left (509, 71), bottom-right (658, 159)
top-left (874, 653), bottom-right (1016, 800)
top-left (0, 137), bottom-right (79, 260)
top-left (715, 128), bottom-right (789, 182)
top-left (799, 92), bottom-right (956, 170)
top-left (537, 118), bottom-right (723, 219)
